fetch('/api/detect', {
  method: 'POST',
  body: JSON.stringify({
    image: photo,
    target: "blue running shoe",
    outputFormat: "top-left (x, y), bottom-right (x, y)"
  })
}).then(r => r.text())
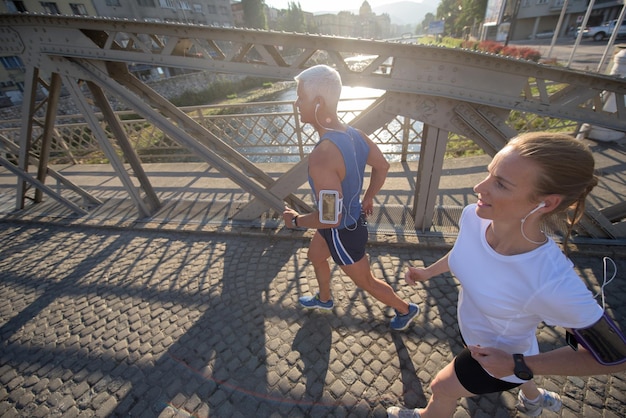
top-left (390, 303), bottom-right (419, 330)
top-left (299, 293), bottom-right (334, 310)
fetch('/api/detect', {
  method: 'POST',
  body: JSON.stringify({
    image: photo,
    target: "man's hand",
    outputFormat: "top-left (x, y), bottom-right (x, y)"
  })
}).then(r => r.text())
top-left (469, 345), bottom-right (515, 378)
top-left (362, 197), bottom-right (374, 218)
top-left (283, 206), bottom-right (299, 228)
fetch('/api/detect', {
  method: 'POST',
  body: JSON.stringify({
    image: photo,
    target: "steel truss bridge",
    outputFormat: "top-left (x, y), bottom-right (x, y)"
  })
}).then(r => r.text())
top-left (0, 14), bottom-right (625, 240)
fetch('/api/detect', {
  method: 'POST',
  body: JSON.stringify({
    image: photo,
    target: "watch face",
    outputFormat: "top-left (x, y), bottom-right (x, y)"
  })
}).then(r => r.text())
top-left (516, 370), bottom-right (532, 380)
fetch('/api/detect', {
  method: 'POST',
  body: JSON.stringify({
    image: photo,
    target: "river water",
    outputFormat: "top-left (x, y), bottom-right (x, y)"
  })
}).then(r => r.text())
top-left (248, 85), bottom-right (422, 162)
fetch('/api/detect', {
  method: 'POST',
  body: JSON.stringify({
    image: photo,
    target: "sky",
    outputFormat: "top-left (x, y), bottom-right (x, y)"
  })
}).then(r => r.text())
top-left (263, 0), bottom-right (409, 13)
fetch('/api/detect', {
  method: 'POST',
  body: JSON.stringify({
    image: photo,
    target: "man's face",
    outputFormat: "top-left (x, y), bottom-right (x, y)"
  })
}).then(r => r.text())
top-left (295, 82), bottom-right (315, 125)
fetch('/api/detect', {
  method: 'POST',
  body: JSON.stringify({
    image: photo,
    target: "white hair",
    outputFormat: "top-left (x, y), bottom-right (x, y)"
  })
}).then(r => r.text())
top-left (294, 65), bottom-right (342, 109)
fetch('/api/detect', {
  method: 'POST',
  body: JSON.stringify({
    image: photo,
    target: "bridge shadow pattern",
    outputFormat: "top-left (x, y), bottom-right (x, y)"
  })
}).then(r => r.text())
top-left (0, 223), bottom-right (625, 417)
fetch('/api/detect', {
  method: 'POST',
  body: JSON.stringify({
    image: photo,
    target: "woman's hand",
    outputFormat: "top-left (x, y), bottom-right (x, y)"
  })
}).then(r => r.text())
top-left (405, 266), bottom-right (431, 286)
top-left (469, 345), bottom-right (514, 378)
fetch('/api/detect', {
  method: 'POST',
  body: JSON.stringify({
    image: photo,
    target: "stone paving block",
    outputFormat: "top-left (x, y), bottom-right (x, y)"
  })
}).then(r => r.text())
top-left (1, 223), bottom-right (625, 417)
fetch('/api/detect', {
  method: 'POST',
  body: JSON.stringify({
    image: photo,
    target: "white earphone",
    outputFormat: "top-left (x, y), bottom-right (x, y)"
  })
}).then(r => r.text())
top-left (528, 201), bottom-right (546, 216)
top-left (315, 103), bottom-right (320, 112)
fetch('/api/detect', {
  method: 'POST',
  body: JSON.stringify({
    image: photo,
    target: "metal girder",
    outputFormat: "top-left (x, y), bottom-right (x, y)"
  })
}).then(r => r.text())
top-left (59, 56), bottom-right (287, 212)
top-left (102, 62), bottom-right (308, 212)
top-left (2, 14), bottom-right (625, 130)
top-left (413, 125), bottom-right (448, 231)
top-left (0, 155), bottom-right (87, 215)
top-left (85, 80), bottom-right (161, 217)
top-left (0, 14), bottom-right (624, 239)
top-left (0, 133), bottom-right (102, 207)
top-left (63, 74), bottom-right (157, 218)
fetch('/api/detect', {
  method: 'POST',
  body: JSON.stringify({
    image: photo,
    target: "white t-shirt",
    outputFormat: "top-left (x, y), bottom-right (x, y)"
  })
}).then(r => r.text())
top-left (448, 204), bottom-right (603, 383)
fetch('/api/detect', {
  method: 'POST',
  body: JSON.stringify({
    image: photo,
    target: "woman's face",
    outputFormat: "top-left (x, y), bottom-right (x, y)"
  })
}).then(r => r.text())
top-left (473, 147), bottom-right (541, 222)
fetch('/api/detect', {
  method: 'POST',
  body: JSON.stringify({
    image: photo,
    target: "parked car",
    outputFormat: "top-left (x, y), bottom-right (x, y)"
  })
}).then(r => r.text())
top-left (581, 19), bottom-right (626, 41)
top-left (530, 30), bottom-right (555, 39)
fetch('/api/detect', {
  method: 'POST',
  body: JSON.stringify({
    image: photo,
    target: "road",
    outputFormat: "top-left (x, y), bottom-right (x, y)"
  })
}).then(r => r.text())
top-left (511, 36), bottom-right (626, 73)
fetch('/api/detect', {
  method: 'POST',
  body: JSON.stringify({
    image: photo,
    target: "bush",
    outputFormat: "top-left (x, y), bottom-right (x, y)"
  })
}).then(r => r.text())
top-left (459, 40), bottom-right (541, 62)
top-left (170, 77), bottom-right (273, 107)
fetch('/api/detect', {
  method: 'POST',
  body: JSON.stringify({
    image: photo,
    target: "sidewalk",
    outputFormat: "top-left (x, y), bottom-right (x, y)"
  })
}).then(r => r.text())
top-left (0, 218), bottom-right (625, 417)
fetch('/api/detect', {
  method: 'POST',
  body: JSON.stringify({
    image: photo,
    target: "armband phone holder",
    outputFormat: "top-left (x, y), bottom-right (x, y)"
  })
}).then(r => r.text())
top-left (569, 311), bottom-right (626, 366)
top-left (319, 190), bottom-right (342, 224)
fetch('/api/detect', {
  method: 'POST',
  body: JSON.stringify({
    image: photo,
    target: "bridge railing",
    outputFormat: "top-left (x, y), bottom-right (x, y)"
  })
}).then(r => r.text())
top-left (0, 97), bottom-right (578, 165)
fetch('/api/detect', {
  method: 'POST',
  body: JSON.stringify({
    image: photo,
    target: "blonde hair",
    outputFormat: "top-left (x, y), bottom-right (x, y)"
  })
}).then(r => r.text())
top-left (507, 132), bottom-right (598, 248)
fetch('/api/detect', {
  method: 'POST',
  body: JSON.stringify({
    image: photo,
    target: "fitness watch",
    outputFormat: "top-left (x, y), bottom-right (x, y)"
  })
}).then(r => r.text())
top-left (291, 215), bottom-right (299, 227)
top-left (513, 354), bottom-right (533, 380)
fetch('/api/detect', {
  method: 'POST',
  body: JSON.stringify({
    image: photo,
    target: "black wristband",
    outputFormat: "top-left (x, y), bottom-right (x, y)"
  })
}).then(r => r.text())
top-left (513, 353), bottom-right (533, 380)
top-left (292, 215), bottom-right (299, 227)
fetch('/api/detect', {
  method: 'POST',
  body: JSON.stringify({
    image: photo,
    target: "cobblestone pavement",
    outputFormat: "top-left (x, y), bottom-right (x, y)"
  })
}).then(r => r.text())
top-left (0, 222), bottom-right (625, 417)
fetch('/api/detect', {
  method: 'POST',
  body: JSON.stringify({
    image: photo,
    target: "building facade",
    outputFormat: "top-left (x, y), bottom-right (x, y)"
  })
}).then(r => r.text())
top-left (92, 0), bottom-right (233, 27)
top-left (313, 1), bottom-right (391, 39)
top-left (0, 0), bottom-right (235, 106)
top-left (483, 0), bottom-right (625, 42)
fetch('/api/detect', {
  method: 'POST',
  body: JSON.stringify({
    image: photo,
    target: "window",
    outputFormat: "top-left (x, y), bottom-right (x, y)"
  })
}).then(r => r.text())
top-left (106, 0), bottom-right (121, 6)
top-left (137, 0), bottom-right (155, 6)
top-left (193, 3), bottom-right (202, 13)
top-left (0, 56), bottom-right (24, 70)
top-left (69, 3), bottom-right (88, 15)
top-left (40, 2), bottom-right (60, 14)
top-left (6, 1), bottom-right (28, 12)
top-left (159, 0), bottom-right (175, 8)
top-left (179, 0), bottom-right (191, 10)
top-left (207, 4), bottom-right (216, 14)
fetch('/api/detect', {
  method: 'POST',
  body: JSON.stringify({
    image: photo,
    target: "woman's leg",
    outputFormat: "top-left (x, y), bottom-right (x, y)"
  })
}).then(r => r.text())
top-left (419, 360), bottom-right (474, 418)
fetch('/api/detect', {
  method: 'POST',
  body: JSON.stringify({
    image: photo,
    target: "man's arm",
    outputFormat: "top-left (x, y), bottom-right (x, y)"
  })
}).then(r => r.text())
top-left (359, 130), bottom-right (389, 214)
top-left (284, 140), bottom-right (344, 229)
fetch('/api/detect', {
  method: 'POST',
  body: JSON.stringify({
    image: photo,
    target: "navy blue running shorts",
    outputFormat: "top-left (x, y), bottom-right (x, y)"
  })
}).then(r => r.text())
top-left (318, 215), bottom-right (367, 266)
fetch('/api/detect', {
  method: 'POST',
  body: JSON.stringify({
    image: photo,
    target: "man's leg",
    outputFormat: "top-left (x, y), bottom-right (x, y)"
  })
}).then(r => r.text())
top-left (341, 256), bottom-right (410, 314)
top-left (308, 231), bottom-right (332, 302)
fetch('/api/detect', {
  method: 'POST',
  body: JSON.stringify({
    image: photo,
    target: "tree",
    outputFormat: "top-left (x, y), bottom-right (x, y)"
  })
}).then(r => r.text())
top-left (243, 0), bottom-right (267, 30)
top-left (279, 2), bottom-right (306, 33)
top-left (436, 0), bottom-right (487, 38)
top-left (418, 12), bottom-right (437, 34)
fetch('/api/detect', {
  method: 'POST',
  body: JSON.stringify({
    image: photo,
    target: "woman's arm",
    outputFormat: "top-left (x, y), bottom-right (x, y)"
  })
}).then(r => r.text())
top-left (405, 251), bottom-right (451, 285)
top-left (469, 345), bottom-right (626, 378)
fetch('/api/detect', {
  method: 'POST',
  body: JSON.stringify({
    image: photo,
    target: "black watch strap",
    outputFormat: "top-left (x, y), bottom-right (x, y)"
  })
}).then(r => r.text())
top-left (513, 353), bottom-right (533, 380)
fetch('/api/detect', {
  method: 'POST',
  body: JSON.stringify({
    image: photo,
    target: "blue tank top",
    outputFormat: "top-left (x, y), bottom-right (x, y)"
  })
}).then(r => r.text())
top-left (308, 126), bottom-right (370, 229)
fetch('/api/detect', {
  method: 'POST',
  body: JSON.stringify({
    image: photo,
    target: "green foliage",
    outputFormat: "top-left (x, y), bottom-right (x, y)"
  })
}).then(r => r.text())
top-left (279, 2), bottom-right (306, 33)
top-left (242, 0), bottom-right (267, 29)
top-left (169, 77), bottom-right (271, 107)
top-left (428, 0), bottom-right (487, 38)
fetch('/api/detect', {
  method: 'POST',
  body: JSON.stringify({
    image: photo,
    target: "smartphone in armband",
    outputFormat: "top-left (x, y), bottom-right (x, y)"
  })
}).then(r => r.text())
top-left (571, 312), bottom-right (626, 366)
top-left (318, 190), bottom-right (342, 224)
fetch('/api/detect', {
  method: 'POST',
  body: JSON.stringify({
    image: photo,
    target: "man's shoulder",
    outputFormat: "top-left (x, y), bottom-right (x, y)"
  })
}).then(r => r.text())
top-left (310, 140), bottom-right (341, 165)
